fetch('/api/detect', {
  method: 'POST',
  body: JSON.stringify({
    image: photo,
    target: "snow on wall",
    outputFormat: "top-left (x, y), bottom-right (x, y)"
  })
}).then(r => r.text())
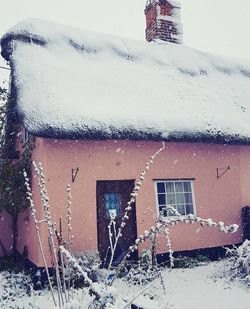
top-left (1, 18), bottom-right (250, 143)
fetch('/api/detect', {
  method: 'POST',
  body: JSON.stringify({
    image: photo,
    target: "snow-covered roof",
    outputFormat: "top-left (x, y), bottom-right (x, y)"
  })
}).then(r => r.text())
top-left (1, 18), bottom-right (250, 144)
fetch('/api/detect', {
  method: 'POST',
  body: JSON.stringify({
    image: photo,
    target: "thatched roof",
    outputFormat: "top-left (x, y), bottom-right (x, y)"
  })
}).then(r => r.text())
top-left (1, 18), bottom-right (250, 144)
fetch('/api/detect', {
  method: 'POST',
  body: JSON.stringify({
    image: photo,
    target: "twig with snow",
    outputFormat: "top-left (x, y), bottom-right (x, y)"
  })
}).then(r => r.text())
top-left (23, 170), bottom-right (57, 307)
top-left (66, 184), bottom-right (73, 251)
top-left (33, 161), bottom-right (64, 307)
top-left (113, 206), bottom-right (238, 284)
top-left (66, 184), bottom-right (73, 300)
top-left (60, 246), bottom-right (116, 306)
top-left (108, 141), bottom-right (166, 268)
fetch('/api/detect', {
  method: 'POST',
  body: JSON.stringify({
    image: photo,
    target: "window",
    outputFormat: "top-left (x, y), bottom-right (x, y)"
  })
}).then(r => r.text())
top-left (104, 192), bottom-right (121, 220)
top-left (155, 180), bottom-right (195, 217)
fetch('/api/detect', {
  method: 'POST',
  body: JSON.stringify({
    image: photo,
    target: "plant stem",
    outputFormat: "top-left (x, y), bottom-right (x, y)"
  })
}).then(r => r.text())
top-left (108, 142), bottom-right (166, 268)
top-left (23, 170), bottom-right (57, 307)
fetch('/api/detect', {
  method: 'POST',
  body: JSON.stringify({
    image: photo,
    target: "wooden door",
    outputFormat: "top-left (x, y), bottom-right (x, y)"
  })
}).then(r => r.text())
top-left (97, 180), bottom-right (137, 266)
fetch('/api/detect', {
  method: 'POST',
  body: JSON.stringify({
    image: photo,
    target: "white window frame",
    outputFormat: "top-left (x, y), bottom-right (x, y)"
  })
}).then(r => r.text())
top-left (154, 179), bottom-right (196, 218)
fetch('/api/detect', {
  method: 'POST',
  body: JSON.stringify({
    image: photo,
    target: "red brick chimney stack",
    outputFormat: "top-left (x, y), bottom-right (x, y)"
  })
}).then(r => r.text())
top-left (145, 0), bottom-right (183, 44)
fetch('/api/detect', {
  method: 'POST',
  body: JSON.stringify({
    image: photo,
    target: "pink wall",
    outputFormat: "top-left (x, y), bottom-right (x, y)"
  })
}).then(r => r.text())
top-left (0, 210), bottom-right (13, 256)
top-left (18, 139), bottom-right (249, 266)
top-left (239, 147), bottom-right (250, 206)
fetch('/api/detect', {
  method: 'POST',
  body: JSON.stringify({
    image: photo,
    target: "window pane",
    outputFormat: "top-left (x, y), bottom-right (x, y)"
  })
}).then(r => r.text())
top-left (185, 193), bottom-right (193, 204)
top-left (183, 182), bottom-right (191, 192)
top-left (176, 193), bottom-right (184, 204)
top-left (166, 182), bottom-right (174, 193)
top-left (167, 193), bottom-right (175, 205)
top-left (177, 204), bottom-right (185, 215)
top-left (186, 204), bottom-right (194, 214)
top-left (158, 194), bottom-right (166, 205)
top-left (104, 193), bottom-right (121, 220)
top-left (157, 182), bottom-right (165, 193)
top-left (175, 182), bottom-right (183, 192)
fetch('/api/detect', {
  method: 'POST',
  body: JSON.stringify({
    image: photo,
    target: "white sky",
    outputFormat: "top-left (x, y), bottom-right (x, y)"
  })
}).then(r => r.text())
top-left (1, 0), bottom-right (250, 83)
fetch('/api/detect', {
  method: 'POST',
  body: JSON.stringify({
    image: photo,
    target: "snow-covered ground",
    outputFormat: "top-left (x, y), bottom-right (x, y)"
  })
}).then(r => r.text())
top-left (0, 260), bottom-right (249, 309)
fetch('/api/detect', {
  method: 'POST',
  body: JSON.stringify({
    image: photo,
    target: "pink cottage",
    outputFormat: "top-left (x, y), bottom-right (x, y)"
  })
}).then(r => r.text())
top-left (1, 0), bottom-right (250, 267)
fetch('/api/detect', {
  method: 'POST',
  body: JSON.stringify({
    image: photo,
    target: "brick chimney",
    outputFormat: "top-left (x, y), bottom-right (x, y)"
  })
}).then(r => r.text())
top-left (145, 0), bottom-right (183, 44)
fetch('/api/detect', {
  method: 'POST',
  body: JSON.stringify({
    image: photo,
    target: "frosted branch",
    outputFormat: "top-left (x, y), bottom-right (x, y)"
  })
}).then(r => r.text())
top-left (108, 141), bottom-right (166, 268)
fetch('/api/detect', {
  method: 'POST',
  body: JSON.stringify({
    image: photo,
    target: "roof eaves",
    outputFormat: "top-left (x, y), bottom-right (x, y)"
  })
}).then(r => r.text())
top-left (1, 32), bottom-right (47, 61)
top-left (26, 126), bottom-right (250, 146)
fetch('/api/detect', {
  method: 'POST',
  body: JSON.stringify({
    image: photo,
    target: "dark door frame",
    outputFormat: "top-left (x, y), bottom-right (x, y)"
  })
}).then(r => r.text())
top-left (96, 179), bottom-right (137, 265)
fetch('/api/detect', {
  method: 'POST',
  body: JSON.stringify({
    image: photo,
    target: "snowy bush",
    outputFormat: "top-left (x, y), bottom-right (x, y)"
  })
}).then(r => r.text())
top-left (75, 252), bottom-right (101, 282)
top-left (122, 250), bottom-right (161, 286)
top-left (88, 284), bottom-right (117, 309)
top-left (125, 263), bottom-right (160, 286)
top-left (235, 240), bottom-right (250, 275)
top-left (0, 271), bottom-right (33, 304)
top-left (226, 240), bottom-right (250, 285)
top-left (66, 251), bottom-right (101, 288)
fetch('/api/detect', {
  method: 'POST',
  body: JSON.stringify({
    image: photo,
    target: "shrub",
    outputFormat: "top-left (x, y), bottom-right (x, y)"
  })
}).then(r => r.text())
top-left (0, 271), bottom-right (33, 304)
top-left (69, 251), bottom-right (101, 287)
top-left (122, 250), bottom-right (161, 286)
top-left (226, 240), bottom-right (250, 285)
